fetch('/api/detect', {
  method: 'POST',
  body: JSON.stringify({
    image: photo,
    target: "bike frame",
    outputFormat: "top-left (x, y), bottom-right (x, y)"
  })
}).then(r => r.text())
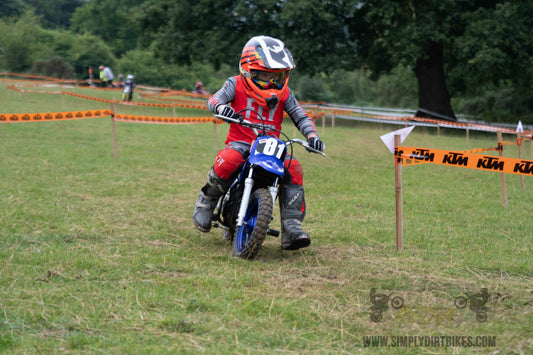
top-left (212, 112), bottom-right (325, 240)
top-left (235, 135), bottom-right (286, 228)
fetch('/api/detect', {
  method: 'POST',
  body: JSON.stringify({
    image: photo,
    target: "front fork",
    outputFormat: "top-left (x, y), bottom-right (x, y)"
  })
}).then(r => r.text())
top-left (236, 169), bottom-right (254, 228)
top-left (235, 168), bottom-right (279, 228)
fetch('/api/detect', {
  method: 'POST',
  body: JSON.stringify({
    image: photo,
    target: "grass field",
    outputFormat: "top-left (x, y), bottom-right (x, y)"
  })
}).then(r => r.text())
top-left (0, 81), bottom-right (532, 354)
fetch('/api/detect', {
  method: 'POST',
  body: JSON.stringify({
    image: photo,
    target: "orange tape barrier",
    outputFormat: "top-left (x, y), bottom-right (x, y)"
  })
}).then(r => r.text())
top-left (113, 114), bottom-right (224, 125)
top-left (0, 110), bottom-right (112, 122)
top-left (395, 146), bottom-right (533, 176)
top-left (62, 91), bottom-right (113, 103)
top-left (3, 72), bottom-right (523, 133)
top-left (117, 100), bottom-right (206, 110)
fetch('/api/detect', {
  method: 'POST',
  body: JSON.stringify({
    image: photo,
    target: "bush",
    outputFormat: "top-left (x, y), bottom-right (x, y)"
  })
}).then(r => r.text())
top-left (115, 49), bottom-right (234, 92)
top-left (66, 32), bottom-right (116, 80)
top-left (32, 57), bottom-right (74, 79)
top-left (454, 84), bottom-right (533, 123)
top-left (293, 74), bottom-right (332, 102)
top-left (0, 10), bottom-right (52, 73)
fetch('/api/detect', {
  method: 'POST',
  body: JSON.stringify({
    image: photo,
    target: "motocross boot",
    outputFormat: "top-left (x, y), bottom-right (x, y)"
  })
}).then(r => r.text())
top-left (193, 168), bottom-right (231, 232)
top-left (279, 184), bottom-right (311, 250)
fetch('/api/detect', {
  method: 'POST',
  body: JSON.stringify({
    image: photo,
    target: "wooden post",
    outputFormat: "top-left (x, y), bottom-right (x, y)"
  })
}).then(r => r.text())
top-left (111, 102), bottom-right (117, 159)
top-left (394, 134), bottom-right (403, 251)
top-left (529, 132), bottom-right (533, 160)
top-left (517, 133), bottom-right (525, 189)
top-left (466, 124), bottom-right (470, 144)
top-left (322, 114), bottom-right (325, 136)
top-left (497, 131), bottom-right (508, 208)
top-left (332, 114), bottom-right (336, 129)
top-left (111, 116), bottom-right (117, 159)
top-left (437, 124), bottom-right (440, 136)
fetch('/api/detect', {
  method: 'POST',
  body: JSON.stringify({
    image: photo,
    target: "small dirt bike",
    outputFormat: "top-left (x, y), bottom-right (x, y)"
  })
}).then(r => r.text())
top-left (454, 290), bottom-right (490, 322)
top-left (211, 111), bottom-right (325, 259)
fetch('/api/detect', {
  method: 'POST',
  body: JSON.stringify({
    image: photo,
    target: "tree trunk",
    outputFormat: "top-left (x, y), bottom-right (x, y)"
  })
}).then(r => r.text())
top-left (414, 41), bottom-right (457, 121)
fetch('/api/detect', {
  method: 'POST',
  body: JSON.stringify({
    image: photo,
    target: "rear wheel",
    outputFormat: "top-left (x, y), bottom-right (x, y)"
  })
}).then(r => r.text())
top-left (233, 188), bottom-right (273, 259)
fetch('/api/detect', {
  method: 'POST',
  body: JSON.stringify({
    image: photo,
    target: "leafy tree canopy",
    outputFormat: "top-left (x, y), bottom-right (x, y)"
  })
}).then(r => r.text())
top-left (70, 0), bottom-right (144, 56)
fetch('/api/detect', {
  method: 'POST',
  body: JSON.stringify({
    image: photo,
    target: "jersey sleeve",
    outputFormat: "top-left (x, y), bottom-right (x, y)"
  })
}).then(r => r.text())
top-left (207, 77), bottom-right (237, 113)
top-left (284, 89), bottom-right (318, 139)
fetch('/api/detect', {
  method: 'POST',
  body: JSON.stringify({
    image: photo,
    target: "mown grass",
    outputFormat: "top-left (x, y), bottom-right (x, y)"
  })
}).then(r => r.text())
top-left (0, 81), bottom-right (532, 354)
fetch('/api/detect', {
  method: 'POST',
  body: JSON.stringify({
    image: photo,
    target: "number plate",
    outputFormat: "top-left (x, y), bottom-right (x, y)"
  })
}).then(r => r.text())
top-left (254, 137), bottom-right (286, 160)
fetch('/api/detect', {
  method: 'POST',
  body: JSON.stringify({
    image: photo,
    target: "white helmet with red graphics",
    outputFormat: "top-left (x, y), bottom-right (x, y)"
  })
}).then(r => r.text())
top-left (239, 35), bottom-right (295, 109)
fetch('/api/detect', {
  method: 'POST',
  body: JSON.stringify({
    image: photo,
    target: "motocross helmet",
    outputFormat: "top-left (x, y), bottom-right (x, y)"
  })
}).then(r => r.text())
top-left (239, 36), bottom-right (295, 109)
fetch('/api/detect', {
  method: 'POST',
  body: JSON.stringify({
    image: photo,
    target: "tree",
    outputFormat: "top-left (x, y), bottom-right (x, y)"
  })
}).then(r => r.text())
top-left (136, 0), bottom-right (532, 121)
top-left (0, 10), bottom-right (53, 72)
top-left (449, 1), bottom-right (533, 120)
top-left (70, 0), bottom-right (144, 57)
top-left (349, 0), bottom-right (533, 121)
top-left (0, 0), bottom-right (28, 19)
top-left (347, 0), bottom-right (471, 120)
top-left (136, 0), bottom-right (251, 70)
top-left (21, 0), bottom-right (87, 29)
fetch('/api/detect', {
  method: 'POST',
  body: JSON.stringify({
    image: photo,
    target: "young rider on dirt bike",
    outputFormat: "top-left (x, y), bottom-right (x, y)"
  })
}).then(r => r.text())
top-left (192, 35), bottom-right (325, 251)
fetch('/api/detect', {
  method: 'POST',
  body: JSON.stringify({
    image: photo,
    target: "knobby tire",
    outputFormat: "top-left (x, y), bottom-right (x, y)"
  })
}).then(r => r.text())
top-left (233, 188), bottom-right (273, 259)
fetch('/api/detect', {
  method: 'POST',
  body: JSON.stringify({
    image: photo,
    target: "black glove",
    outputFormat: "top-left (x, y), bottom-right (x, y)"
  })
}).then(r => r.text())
top-left (217, 104), bottom-right (241, 122)
top-left (307, 136), bottom-right (325, 152)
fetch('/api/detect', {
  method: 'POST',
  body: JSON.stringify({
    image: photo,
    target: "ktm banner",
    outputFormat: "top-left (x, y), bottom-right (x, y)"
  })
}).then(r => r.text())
top-left (395, 146), bottom-right (533, 177)
top-left (0, 110), bottom-right (112, 122)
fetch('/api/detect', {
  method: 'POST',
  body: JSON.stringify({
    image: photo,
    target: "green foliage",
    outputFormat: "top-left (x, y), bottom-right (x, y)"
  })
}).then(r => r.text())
top-left (0, 11), bottom-right (115, 78)
top-left (31, 56), bottom-right (74, 78)
top-left (115, 49), bottom-right (234, 91)
top-left (66, 32), bottom-right (116, 79)
top-left (0, 10), bottom-right (52, 72)
top-left (291, 66), bottom-right (418, 108)
top-left (292, 74), bottom-right (333, 103)
top-left (278, 0), bottom-right (357, 74)
top-left (454, 83), bottom-right (533, 123)
top-left (450, 1), bottom-right (533, 94)
top-left (70, 0), bottom-right (144, 57)
top-left (136, 0), bottom-right (245, 69)
top-left (21, 0), bottom-right (86, 29)
top-left (0, 1), bottom-right (531, 122)
top-left (0, 0), bottom-right (29, 19)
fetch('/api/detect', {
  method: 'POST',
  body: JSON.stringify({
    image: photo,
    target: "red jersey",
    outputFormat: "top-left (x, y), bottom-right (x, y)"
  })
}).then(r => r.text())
top-left (225, 76), bottom-right (289, 144)
top-left (208, 75), bottom-right (317, 145)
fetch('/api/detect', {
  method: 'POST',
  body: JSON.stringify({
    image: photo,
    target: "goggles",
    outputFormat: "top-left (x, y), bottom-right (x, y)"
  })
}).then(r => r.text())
top-left (251, 70), bottom-right (288, 90)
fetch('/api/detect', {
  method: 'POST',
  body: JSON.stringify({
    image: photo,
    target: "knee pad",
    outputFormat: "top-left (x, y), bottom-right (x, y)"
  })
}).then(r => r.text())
top-left (213, 147), bottom-right (246, 180)
top-left (283, 158), bottom-right (304, 186)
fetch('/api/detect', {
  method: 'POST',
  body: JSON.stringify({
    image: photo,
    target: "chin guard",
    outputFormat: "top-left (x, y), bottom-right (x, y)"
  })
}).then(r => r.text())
top-left (266, 96), bottom-right (279, 109)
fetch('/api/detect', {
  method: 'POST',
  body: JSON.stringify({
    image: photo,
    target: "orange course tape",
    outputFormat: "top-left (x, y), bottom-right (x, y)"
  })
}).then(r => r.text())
top-left (395, 146), bottom-right (533, 176)
top-left (0, 110), bottom-right (112, 122)
top-left (112, 114), bottom-right (224, 125)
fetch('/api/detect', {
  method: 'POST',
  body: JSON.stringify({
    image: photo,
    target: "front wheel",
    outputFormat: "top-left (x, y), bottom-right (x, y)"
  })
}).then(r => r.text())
top-left (455, 296), bottom-right (468, 309)
top-left (233, 188), bottom-right (273, 259)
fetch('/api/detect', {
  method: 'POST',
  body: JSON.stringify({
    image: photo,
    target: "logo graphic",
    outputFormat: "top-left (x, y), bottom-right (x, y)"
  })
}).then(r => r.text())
top-left (454, 288), bottom-right (491, 322)
top-left (369, 288), bottom-right (404, 322)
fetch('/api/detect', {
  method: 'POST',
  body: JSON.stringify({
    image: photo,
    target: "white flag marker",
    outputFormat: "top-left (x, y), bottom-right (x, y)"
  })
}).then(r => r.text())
top-left (516, 120), bottom-right (524, 133)
top-left (380, 126), bottom-right (415, 154)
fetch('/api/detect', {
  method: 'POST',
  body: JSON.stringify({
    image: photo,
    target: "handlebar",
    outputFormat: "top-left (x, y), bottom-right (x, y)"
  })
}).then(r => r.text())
top-left (215, 114), bottom-right (261, 129)
top-left (215, 114), bottom-right (325, 157)
top-left (287, 138), bottom-right (326, 156)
